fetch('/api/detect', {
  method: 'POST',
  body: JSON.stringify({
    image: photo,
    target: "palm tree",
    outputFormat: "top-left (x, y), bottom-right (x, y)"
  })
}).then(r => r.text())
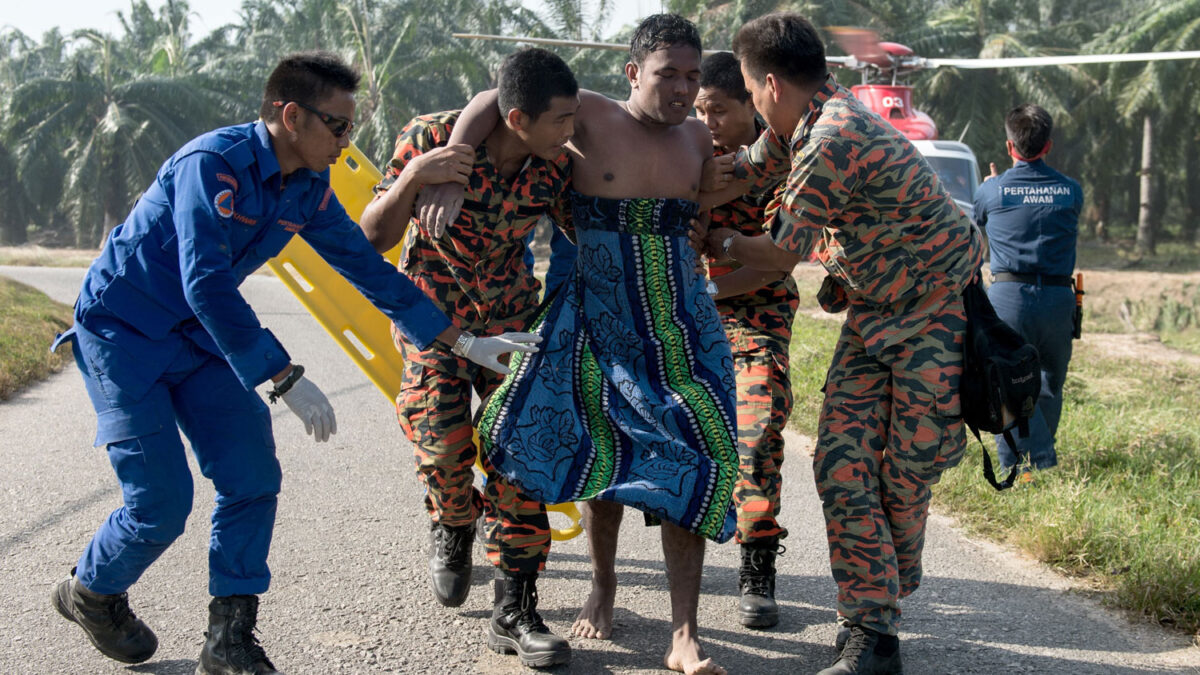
top-left (3, 2), bottom-right (236, 247)
top-left (1085, 0), bottom-right (1200, 255)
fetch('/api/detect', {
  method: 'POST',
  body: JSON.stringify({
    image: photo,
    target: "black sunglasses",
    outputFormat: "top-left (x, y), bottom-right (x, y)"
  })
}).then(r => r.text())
top-left (276, 100), bottom-right (354, 138)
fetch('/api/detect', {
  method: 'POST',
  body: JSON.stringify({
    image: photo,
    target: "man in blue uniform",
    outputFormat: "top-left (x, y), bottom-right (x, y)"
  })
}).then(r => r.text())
top-left (49, 51), bottom-right (538, 674)
top-left (973, 103), bottom-right (1082, 477)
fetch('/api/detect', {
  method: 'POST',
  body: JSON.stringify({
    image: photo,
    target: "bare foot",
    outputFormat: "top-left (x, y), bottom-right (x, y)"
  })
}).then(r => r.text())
top-left (664, 635), bottom-right (726, 675)
top-left (570, 578), bottom-right (615, 639)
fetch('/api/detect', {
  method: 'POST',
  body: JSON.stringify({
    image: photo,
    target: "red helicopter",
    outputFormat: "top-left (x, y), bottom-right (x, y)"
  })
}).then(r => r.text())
top-left (453, 29), bottom-right (1200, 218)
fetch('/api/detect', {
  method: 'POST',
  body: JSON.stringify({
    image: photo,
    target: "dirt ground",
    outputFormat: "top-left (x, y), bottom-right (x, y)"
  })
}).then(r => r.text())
top-left (790, 263), bottom-right (1200, 360)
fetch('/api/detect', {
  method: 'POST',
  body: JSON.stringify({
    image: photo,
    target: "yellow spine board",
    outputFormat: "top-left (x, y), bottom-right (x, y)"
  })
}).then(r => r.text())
top-left (265, 142), bottom-right (580, 541)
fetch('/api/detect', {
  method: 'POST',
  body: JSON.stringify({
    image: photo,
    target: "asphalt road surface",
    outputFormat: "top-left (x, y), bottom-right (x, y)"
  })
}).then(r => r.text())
top-left (1, 265), bottom-right (1197, 674)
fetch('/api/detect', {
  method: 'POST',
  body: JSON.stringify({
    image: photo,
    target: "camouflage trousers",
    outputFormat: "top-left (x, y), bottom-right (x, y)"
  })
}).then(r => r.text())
top-left (395, 329), bottom-right (550, 576)
top-left (727, 325), bottom-right (793, 545)
top-left (815, 301), bottom-right (967, 635)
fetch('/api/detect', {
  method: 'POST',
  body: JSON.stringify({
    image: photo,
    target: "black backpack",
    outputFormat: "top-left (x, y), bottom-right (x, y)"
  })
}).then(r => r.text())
top-left (960, 279), bottom-right (1041, 490)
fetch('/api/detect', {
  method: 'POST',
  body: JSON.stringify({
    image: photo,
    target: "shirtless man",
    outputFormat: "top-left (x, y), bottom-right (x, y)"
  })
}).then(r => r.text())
top-left (433, 15), bottom-right (730, 675)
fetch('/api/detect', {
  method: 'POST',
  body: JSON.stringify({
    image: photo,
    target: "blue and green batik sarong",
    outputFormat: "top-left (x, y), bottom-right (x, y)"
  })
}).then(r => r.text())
top-left (478, 191), bottom-right (739, 543)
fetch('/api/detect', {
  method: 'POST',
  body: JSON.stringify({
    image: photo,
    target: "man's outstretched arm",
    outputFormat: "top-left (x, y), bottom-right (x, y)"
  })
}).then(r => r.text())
top-left (416, 90), bottom-right (504, 232)
top-left (360, 144), bottom-right (473, 252)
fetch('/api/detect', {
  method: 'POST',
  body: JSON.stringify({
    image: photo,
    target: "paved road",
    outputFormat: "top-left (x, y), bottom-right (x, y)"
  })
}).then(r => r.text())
top-left (1, 265), bottom-right (1197, 674)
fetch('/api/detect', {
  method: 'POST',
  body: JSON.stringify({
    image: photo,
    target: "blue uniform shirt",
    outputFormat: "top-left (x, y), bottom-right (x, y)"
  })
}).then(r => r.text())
top-left (71, 121), bottom-right (451, 401)
top-left (973, 159), bottom-right (1082, 277)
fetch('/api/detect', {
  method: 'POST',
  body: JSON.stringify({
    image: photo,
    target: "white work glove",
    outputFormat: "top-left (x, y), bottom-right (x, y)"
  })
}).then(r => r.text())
top-left (280, 375), bottom-right (337, 442)
top-left (455, 332), bottom-right (543, 375)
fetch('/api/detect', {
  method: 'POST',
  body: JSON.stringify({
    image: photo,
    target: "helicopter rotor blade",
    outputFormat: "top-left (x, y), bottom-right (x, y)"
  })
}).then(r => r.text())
top-left (452, 33), bottom-right (629, 53)
top-left (454, 33), bottom-right (857, 66)
top-left (452, 33), bottom-right (1200, 72)
top-left (826, 26), bottom-right (889, 65)
top-left (927, 51), bottom-right (1200, 69)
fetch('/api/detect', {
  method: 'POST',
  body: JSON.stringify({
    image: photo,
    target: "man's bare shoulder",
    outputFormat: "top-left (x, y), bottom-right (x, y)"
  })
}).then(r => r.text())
top-left (682, 117), bottom-right (713, 150)
top-left (578, 89), bottom-right (624, 118)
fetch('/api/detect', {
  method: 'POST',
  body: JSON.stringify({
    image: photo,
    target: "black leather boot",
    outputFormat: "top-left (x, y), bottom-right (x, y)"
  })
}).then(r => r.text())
top-left (51, 568), bottom-right (158, 664)
top-left (817, 624), bottom-right (903, 675)
top-left (429, 521), bottom-right (474, 607)
top-left (197, 595), bottom-right (280, 675)
top-left (487, 570), bottom-right (571, 668)
top-left (738, 537), bottom-right (784, 628)
top-left (836, 623), bottom-right (851, 651)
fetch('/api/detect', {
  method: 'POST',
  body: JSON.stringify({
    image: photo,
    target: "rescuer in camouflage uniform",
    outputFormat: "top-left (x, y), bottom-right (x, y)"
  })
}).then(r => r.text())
top-left (705, 14), bottom-right (984, 675)
top-left (358, 49), bottom-right (580, 668)
top-left (695, 51), bottom-right (798, 629)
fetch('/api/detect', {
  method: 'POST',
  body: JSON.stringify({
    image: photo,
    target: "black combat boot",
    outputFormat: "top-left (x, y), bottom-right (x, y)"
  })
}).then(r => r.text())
top-left (738, 537), bottom-right (784, 628)
top-left (52, 568), bottom-right (158, 664)
top-left (429, 521), bottom-right (475, 607)
top-left (488, 570), bottom-right (571, 668)
top-left (817, 624), bottom-right (903, 675)
top-left (197, 595), bottom-right (280, 675)
top-left (835, 623), bottom-right (851, 652)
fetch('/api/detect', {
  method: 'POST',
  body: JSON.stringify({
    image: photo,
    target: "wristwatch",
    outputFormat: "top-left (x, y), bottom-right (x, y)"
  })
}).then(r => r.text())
top-left (721, 234), bottom-right (736, 259)
top-left (706, 280), bottom-right (719, 296)
top-left (450, 331), bottom-right (475, 358)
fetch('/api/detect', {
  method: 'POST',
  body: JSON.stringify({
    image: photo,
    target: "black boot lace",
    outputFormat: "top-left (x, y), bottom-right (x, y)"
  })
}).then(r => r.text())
top-left (739, 543), bottom-right (785, 596)
top-left (515, 577), bottom-right (550, 634)
top-left (836, 626), bottom-right (871, 666)
top-left (107, 592), bottom-right (139, 629)
top-left (438, 525), bottom-right (474, 571)
top-left (228, 602), bottom-right (274, 670)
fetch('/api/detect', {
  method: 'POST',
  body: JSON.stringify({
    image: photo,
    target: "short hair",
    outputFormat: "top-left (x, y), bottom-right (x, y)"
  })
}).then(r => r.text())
top-left (497, 48), bottom-right (579, 122)
top-left (630, 14), bottom-right (702, 66)
top-left (700, 52), bottom-right (750, 103)
top-left (1005, 104), bottom-right (1054, 158)
top-left (260, 51), bottom-right (360, 122)
top-left (732, 12), bottom-right (827, 87)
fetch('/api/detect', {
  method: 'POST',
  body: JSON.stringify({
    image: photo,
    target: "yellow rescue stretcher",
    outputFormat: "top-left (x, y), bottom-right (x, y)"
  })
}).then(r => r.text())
top-left (266, 143), bottom-right (582, 541)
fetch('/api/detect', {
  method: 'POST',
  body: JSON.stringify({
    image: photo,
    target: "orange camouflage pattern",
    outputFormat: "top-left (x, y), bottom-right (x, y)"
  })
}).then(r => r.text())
top-left (375, 110), bottom-right (571, 357)
top-left (735, 75), bottom-right (982, 355)
top-left (735, 75), bottom-right (982, 633)
top-left (817, 302), bottom-right (966, 635)
top-left (377, 111), bottom-right (570, 574)
top-left (708, 139), bottom-right (798, 544)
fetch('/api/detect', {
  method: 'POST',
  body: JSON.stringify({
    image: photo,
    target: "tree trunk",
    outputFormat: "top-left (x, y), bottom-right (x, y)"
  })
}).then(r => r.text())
top-left (1185, 143), bottom-right (1200, 245)
top-left (100, 209), bottom-right (121, 248)
top-left (0, 216), bottom-right (28, 245)
top-left (1095, 191), bottom-right (1109, 243)
top-left (1136, 113), bottom-right (1156, 256)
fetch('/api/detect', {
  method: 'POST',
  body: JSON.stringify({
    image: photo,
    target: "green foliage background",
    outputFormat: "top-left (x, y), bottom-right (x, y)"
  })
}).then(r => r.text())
top-left (1, 0), bottom-right (1198, 250)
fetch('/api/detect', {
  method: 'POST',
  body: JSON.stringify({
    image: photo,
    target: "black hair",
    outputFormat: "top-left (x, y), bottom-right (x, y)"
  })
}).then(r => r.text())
top-left (260, 51), bottom-right (360, 122)
top-left (700, 52), bottom-right (749, 103)
top-left (497, 48), bottom-right (579, 122)
top-left (630, 14), bottom-right (702, 66)
top-left (1005, 104), bottom-right (1054, 158)
top-left (732, 12), bottom-right (827, 87)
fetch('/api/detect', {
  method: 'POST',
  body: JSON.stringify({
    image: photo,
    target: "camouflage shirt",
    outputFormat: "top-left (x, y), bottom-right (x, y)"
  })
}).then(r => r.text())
top-left (374, 110), bottom-right (571, 331)
top-left (734, 76), bottom-right (982, 354)
top-left (708, 121), bottom-right (798, 349)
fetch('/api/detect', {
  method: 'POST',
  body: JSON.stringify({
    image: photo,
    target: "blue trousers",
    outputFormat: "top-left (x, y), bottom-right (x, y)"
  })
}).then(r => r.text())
top-left (68, 330), bottom-right (281, 597)
top-left (986, 281), bottom-right (1073, 469)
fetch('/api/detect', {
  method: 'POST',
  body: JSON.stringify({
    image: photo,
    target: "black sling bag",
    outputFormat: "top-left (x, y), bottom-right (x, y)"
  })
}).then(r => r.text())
top-left (960, 279), bottom-right (1042, 490)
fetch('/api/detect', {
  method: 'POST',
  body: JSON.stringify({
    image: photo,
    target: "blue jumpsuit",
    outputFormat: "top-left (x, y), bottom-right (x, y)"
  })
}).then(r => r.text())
top-left (54, 121), bottom-right (451, 597)
top-left (973, 159), bottom-right (1082, 470)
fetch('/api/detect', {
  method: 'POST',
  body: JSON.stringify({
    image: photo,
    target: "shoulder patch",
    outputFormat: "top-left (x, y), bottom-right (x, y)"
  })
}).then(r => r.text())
top-left (318, 187), bottom-right (333, 211)
top-left (216, 173), bottom-right (239, 191)
top-left (214, 189), bottom-right (235, 218)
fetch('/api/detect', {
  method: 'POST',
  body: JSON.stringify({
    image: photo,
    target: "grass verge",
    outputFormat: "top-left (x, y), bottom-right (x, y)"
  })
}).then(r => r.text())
top-left (0, 277), bottom-right (74, 400)
top-left (0, 245), bottom-right (98, 267)
top-left (787, 310), bottom-right (1200, 637)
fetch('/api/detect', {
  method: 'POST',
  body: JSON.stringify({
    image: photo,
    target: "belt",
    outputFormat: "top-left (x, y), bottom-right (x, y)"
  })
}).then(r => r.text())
top-left (991, 272), bottom-right (1073, 287)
